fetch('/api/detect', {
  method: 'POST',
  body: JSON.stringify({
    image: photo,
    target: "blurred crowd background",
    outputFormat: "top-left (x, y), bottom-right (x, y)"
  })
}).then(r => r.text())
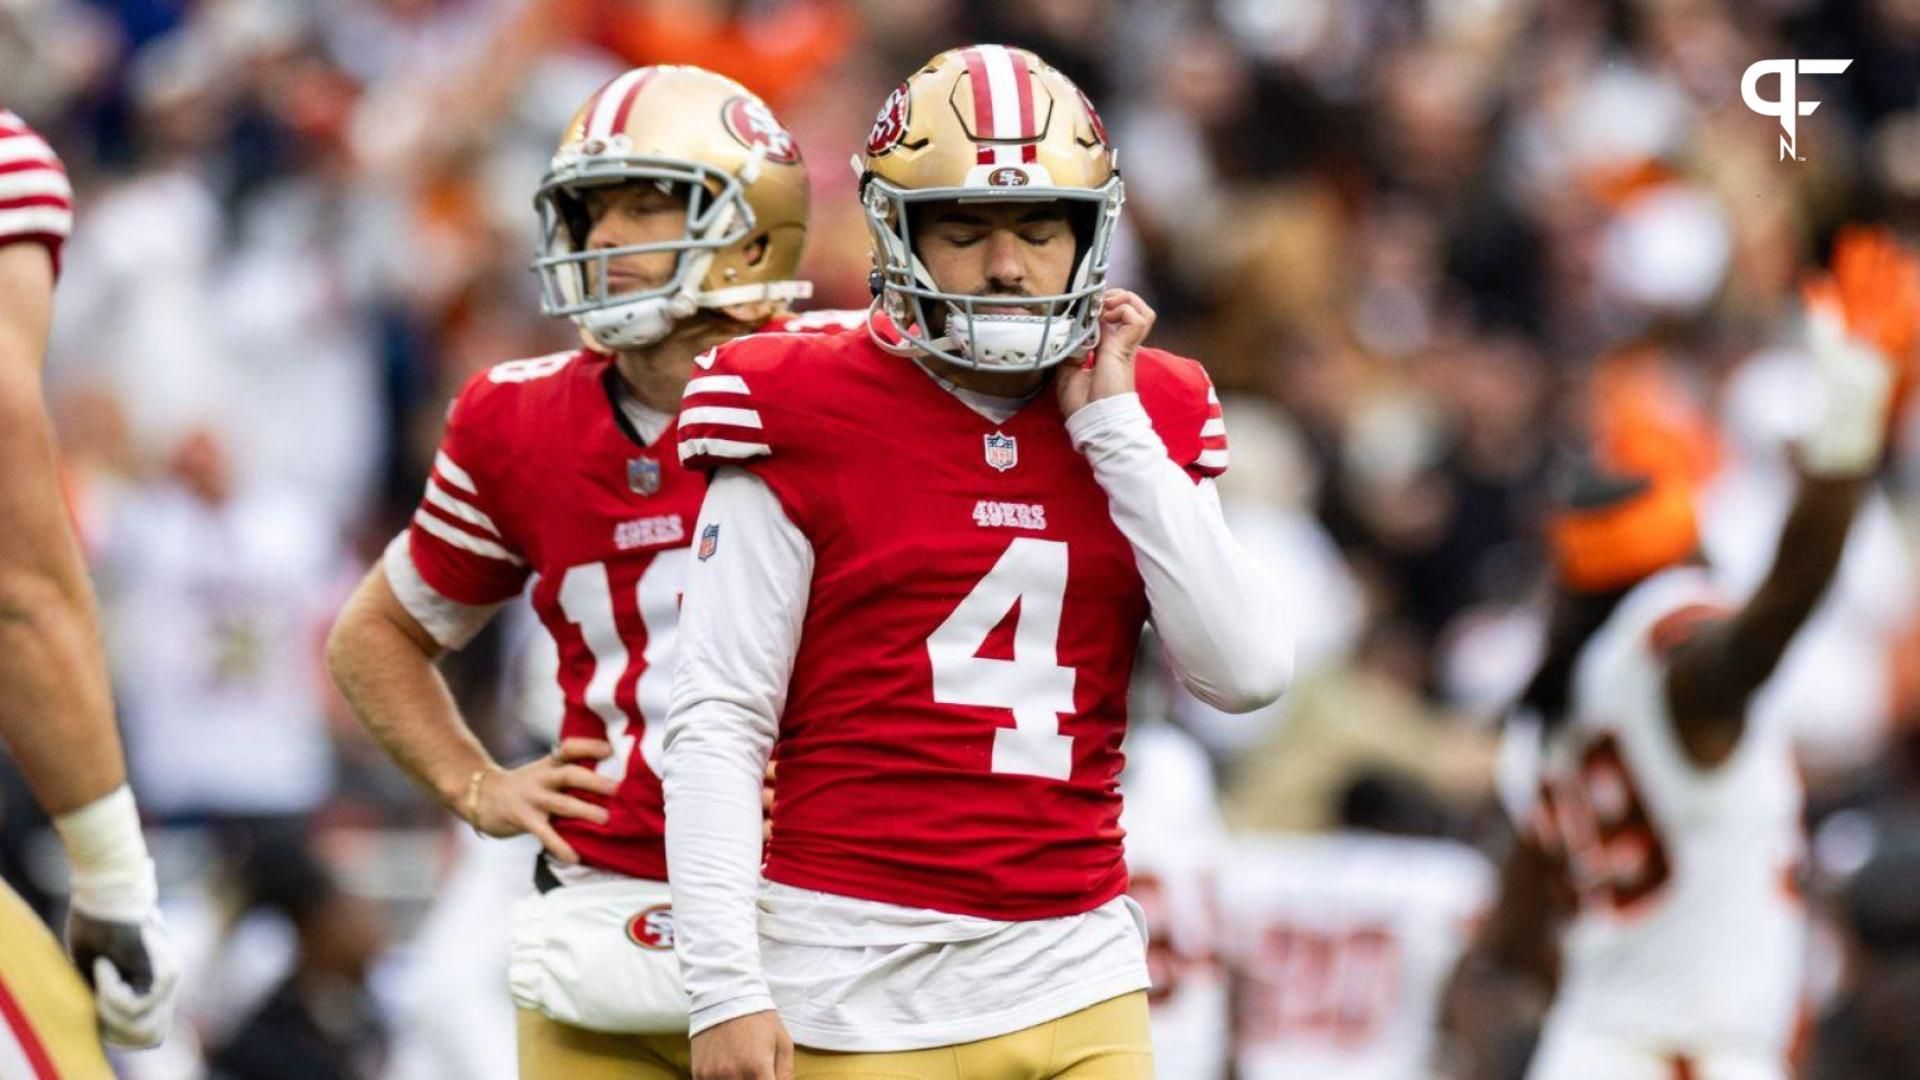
top-left (3, 0), bottom-right (1919, 1077)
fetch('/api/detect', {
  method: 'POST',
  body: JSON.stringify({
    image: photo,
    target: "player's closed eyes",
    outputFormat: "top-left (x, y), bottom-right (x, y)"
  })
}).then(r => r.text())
top-left (935, 229), bottom-right (1059, 248)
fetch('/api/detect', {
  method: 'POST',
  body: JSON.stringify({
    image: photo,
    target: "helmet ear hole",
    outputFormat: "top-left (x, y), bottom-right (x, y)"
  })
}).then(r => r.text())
top-left (559, 190), bottom-right (595, 250)
top-left (1066, 201), bottom-right (1098, 270)
top-left (743, 234), bottom-right (769, 266)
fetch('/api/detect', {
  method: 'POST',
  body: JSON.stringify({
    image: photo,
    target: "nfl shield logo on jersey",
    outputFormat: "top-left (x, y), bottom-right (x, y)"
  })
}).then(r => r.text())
top-left (983, 431), bottom-right (1019, 472)
top-left (628, 456), bottom-right (661, 495)
top-left (698, 523), bottom-right (720, 560)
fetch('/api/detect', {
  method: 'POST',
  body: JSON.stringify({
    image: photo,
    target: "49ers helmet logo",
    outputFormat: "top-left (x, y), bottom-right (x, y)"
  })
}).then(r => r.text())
top-left (987, 167), bottom-right (1030, 187)
top-left (867, 83), bottom-right (911, 156)
top-left (722, 96), bottom-right (799, 164)
top-left (626, 904), bottom-right (675, 950)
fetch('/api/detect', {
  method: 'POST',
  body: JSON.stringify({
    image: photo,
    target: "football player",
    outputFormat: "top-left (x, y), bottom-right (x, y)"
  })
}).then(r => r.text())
top-left (0, 109), bottom-right (180, 1074)
top-left (1452, 229), bottom-right (1918, 1080)
top-left (663, 46), bottom-right (1295, 1080)
top-left (325, 67), bottom-right (821, 1079)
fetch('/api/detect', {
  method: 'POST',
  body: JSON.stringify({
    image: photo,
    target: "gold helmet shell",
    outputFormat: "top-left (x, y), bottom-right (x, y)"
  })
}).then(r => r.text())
top-left (535, 65), bottom-right (811, 350)
top-left (858, 45), bottom-right (1123, 370)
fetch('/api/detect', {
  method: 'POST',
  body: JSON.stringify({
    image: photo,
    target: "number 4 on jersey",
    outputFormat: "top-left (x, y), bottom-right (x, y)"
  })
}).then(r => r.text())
top-left (927, 538), bottom-right (1079, 780)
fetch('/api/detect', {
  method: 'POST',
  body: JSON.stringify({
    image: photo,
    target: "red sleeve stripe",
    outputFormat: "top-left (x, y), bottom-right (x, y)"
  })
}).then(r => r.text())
top-left (685, 374), bottom-right (751, 397)
top-left (1200, 417), bottom-right (1225, 439)
top-left (412, 510), bottom-right (524, 565)
top-left (0, 195), bottom-right (67, 215)
top-left (680, 405), bottom-right (762, 429)
top-left (424, 476), bottom-right (503, 537)
top-left (1206, 386), bottom-right (1220, 405)
top-left (1195, 449), bottom-right (1229, 471)
top-left (0, 159), bottom-right (61, 179)
top-left (678, 436), bottom-right (771, 462)
top-left (433, 450), bottom-right (479, 493)
top-left (0, 126), bottom-right (71, 248)
top-left (680, 369), bottom-right (771, 460)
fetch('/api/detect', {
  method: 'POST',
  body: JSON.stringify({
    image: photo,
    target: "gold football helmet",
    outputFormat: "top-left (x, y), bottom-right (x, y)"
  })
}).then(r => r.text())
top-left (535, 66), bottom-right (810, 350)
top-left (858, 45), bottom-right (1123, 371)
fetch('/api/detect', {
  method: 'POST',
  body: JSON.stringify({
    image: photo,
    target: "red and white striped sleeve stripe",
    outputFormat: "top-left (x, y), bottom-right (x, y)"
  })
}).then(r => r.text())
top-left (678, 373), bottom-right (771, 466)
top-left (960, 45), bottom-right (1040, 166)
top-left (0, 111), bottom-right (72, 271)
top-left (1194, 385), bottom-right (1229, 476)
top-left (411, 450), bottom-right (524, 567)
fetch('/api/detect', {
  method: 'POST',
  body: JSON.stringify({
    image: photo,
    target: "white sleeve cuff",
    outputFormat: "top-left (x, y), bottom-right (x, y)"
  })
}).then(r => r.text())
top-left (689, 993), bottom-right (780, 1038)
top-left (381, 532), bottom-right (502, 650)
top-left (1064, 392), bottom-right (1159, 458)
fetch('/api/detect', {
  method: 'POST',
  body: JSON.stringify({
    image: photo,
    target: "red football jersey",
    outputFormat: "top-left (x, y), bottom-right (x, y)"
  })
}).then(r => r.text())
top-left (405, 312), bottom-right (865, 880)
top-left (0, 110), bottom-right (73, 273)
top-left (678, 327), bottom-right (1229, 920)
top-left (409, 348), bottom-right (700, 880)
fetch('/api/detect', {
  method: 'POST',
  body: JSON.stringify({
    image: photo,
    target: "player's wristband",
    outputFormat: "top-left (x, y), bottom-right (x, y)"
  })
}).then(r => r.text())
top-left (466, 766), bottom-right (500, 836)
top-left (52, 785), bottom-right (157, 923)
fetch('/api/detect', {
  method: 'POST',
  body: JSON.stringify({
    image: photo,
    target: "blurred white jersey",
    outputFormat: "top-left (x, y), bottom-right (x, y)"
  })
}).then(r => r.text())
top-left (1501, 568), bottom-right (1806, 1077)
top-left (1121, 724), bottom-right (1231, 1080)
top-left (97, 482), bottom-right (346, 817)
top-left (1221, 832), bottom-right (1492, 1080)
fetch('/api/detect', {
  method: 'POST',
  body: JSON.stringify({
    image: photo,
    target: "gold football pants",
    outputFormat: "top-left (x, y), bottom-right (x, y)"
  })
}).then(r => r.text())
top-left (0, 879), bottom-right (113, 1079)
top-left (793, 991), bottom-right (1153, 1079)
top-left (516, 1007), bottom-right (692, 1079)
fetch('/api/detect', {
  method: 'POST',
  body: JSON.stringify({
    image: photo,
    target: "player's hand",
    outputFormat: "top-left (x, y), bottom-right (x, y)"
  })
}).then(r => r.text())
top-left (470, 738), bottom-right (621, 864)
top-left (53, 786), bottom-right (179, 1048)
top-left (1800, 225), bottom-right (1920, 475)
top-left (1057, 288), bottom-right (1155, 418)
top-left (691, 1009), bottom-right (795, 1080)
top-left (67, 908), bottom-right (180, 1047)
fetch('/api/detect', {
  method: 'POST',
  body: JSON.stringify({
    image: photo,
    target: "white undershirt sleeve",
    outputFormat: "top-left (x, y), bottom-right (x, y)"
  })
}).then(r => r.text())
top-left (380, 532), bottom-right (503, 650)
top-left (663, 466), bottom-right (814, 1036)
top-left (1066, 392), bottom-right (1295, 713)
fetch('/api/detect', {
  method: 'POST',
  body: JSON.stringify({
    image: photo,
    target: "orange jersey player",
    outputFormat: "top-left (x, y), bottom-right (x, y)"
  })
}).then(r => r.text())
top-left (1452, 230), bottom-right (1919, 1080)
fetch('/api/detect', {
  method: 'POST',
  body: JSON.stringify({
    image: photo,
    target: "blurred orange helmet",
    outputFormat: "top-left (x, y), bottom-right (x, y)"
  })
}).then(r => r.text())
top-left (534, 65), bottom-right (811, 350)
top-left (858, 45), bottom-right (1122, 371)
top-left (1547, 461), bottom-right (1699, 595)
